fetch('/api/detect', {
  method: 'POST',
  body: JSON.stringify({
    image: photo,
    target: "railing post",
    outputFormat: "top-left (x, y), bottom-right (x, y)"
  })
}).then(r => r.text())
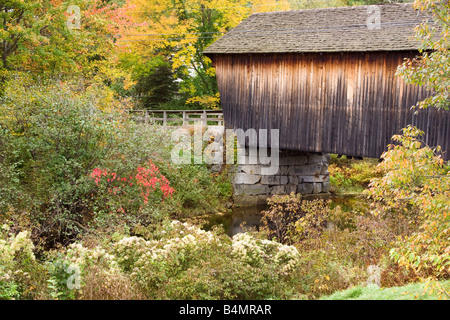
top-left (202, 110), bottom-right (207, 126)
top-left (163, 111), bottom-right (167, 126)
top-left (145, 110), bottom-right (148, 125)
top-left (182, 111), bottom-right (186, 126)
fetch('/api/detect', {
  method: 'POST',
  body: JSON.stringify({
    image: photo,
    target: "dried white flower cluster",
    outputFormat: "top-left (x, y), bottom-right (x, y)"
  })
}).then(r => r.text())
top-left (0, 230), bottom-right (35, 262)
top-left (41, 220), bottom-right (301, 292)
top-left (120, 221), bottom-right (218, 285)
top-left (0, 228), bottom-right (35, 284)
top-left (231, 233), bottom-right (300, 273)
top-left (64, 242), bottom-right (120, 279)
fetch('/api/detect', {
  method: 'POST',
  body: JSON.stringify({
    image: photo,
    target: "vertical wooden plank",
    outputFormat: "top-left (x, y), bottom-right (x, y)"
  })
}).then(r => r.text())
top-left (212, 51), bottom-right (447, 160)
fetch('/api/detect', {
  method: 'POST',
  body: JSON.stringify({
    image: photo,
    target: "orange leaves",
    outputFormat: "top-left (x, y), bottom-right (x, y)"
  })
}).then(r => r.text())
top-left (84, 0), bottom-right (136, 35)
top-left (90, 160), bottom-right (175, 213)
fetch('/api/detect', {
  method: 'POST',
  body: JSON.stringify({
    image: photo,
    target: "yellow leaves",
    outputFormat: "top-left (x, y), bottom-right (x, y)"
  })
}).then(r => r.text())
top-left (125, 0), bottom-right (295, 74)
top-left (205, 67), bottom-right (216, 77)
top-left (251, 0), bottom-right (291, 14)
top-left (186, 93), bottom-right (221, 110)
top-left (122, 73), bottom-right (137, 91)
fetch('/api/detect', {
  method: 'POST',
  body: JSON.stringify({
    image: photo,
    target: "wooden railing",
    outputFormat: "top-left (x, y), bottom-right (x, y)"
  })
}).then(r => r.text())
top-left (129, 110), bottom-right (224, 126)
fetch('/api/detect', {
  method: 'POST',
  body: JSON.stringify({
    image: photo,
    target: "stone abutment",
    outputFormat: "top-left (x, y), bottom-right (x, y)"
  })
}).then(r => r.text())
top-left (228, 150), bottom-right (330, 206)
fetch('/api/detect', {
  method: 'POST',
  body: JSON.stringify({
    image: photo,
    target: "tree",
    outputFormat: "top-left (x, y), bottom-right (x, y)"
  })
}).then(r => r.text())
top-left (133, 56), bottom-right (180, 108)
top-left (124, 0), bottom-right (292, 109)
top-left (0, 0), bottom-right (135, 86)
top-left (366, 126), bottom-right (450, 279)
top-left (0, 0), bottom-right (52, 71)
top-left (397, 0), bottom-right (450, 110)
top-left (368, 0), bottom-right (450, 280)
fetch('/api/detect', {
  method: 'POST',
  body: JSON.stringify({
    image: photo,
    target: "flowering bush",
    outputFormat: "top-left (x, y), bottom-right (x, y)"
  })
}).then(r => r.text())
top-left (113, 236), bottom-right (154, 272)
top-left (231, 232), bottom-right (300, 273)
top-left (123, 221), bottom-right (218, 296)
top-left (0, 226), bottom-right (36, 299)
top-left (50, 220), bottom-right (304, 300)
top-left (50, 240), bottom-right (142, 300)
top-left (0, 224), bottom-right (48, 300)
top-left (64, 243), bottom-right (118, 273)
top-left (120, 221), bottom-right (303, 299)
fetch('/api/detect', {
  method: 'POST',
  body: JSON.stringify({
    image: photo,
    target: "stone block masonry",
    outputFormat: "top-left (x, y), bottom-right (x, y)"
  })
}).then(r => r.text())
top-left (231, 150), bottom-right (330, 206)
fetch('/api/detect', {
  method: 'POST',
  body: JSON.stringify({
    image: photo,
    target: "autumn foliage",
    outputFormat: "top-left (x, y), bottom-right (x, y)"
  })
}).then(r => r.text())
top-left (366, 126), bottom-right (450, 280)
top-left (90, 160), bottom-right (175, 216)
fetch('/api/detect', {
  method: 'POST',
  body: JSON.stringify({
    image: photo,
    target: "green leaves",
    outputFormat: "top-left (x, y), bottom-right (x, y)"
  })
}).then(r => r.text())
top-left (396, 0), bottom-right (450, 110)
top-left (0, 77), bottom-right (128, 243)
top-left (366, 125), bottom-right (450, 279)
top-left (0, 0), bottom-right (133, 84)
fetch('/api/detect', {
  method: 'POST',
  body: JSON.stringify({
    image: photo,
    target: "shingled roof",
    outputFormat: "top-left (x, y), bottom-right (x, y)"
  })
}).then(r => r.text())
top-left (204, 3), bottom-right (432, 54)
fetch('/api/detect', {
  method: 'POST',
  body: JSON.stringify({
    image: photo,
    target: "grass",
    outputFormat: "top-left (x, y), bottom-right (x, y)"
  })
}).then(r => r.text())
top-left (321, 281), bottom-right (450, 300)
top-left (328, 154), bottom-right (381, 194)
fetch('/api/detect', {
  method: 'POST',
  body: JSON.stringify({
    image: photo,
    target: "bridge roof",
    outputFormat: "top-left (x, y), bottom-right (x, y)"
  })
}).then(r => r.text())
top-left (204, 3), bottom-right (433, 55)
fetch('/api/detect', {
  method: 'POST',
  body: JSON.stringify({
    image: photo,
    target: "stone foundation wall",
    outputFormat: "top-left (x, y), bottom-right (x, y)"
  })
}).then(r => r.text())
top-left (231, 150), bottom-right (330, 206)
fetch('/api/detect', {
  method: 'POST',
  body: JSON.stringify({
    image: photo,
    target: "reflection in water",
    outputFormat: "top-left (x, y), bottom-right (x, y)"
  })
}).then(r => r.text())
top-left (227, 205), bottom-right (268, 237)
top-left (205, 205), bottom-right (268, 237)
top-left (208, 194), bottom-right (368, 237)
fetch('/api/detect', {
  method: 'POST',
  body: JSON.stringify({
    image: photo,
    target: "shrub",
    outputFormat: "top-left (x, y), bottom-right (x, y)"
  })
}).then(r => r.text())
top-left (258, 194), bottom-right (361, 298)
top-left (121, 221), bottom-right (302, 299)
top-left (328, 155), bottom-right (381, 193)
top-left (161, 164), bottom-right (224, 217)
top-left (52, 220), bottom-right (303, 300)
top-left (366, 126), bottom-right (450, 280)
top-left (258, 193), bottom-right (417, 298)
top-left (79, 263), bottom-right (144, 300)
top-left (0, 224), bottom-right (50, 300)
top-left (0, 77), bottom-right (131, 245)
top-left (56, 239), bottom-right (144, 300)
top-left (259, 193), bottom-right (304, 244)
top-left (0, 77), bottom-right (230, 246)
top-left (89, 160), bottom-right (175, 228)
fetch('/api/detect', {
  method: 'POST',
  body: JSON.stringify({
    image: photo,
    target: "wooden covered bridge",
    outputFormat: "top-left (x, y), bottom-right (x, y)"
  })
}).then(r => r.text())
top-left (204, 3), bottom-right (450, 160)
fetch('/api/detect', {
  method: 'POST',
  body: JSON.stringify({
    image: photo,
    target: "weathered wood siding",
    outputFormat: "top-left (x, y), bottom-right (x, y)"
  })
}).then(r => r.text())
top-left (211, 52), bottom-right (450, 159)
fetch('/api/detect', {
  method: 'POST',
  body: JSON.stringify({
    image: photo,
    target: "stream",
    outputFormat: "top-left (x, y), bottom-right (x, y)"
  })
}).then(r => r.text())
top-left (205, 194), bottom-right (369, 237)
top-left (206, 204), bottom-right (269, 237)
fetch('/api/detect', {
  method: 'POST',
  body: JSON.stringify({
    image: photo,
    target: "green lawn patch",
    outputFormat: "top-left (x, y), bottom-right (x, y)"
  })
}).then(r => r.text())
top-left (321, 281), bottom-right (450, 300)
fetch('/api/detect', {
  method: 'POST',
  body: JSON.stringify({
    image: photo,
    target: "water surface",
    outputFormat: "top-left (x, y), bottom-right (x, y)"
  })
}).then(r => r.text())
top-left (207, 194), bottom-right (368, 237)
